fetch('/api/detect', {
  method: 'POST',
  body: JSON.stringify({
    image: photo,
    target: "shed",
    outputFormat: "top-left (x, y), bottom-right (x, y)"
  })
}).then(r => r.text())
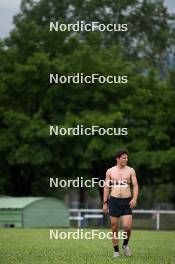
top-left (0, 197), bottom-right (70, 228)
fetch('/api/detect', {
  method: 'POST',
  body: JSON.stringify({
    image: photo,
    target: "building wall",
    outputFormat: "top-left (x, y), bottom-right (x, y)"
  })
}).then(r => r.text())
top-left (23, 198), bottom-right (70, 227)
top-left (0, 209), bottom-right (22, 227)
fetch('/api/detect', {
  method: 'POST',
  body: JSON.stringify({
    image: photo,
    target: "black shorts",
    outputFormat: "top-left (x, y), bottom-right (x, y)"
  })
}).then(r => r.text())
top-left (108, 196), bottom-right (132, 217)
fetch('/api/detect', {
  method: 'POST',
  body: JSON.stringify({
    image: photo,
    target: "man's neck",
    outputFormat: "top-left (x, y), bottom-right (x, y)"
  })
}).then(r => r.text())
top-left (116, 164), bottom-right (125, 169)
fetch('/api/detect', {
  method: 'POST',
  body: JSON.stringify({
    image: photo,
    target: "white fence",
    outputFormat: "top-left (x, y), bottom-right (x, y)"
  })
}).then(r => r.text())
top-left (69, 209), bottom-right (175, 230)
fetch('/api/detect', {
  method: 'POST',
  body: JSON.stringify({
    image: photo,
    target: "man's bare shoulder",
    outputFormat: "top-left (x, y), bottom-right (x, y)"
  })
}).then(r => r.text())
top-left (106, 166), bottom-right (116, 175)
top-left (126, 166), bottom-right (136, 173)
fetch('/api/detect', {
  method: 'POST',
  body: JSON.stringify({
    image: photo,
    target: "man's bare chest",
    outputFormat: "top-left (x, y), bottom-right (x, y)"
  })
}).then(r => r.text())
top-left (110, 168), bottom-right (131, 184)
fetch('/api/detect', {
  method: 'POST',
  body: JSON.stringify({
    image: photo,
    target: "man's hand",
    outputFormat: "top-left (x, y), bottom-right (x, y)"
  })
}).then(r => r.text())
top-left (129, 199), bottom-right (137, 209)
top-left (103, 203), bottom-right (108, 214)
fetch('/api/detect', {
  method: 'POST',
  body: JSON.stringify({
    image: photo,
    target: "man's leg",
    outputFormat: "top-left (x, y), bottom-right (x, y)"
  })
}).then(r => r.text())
top-left (122, 215), bottom-right (132, 244)
top-left (121, 215), bottom-right (132, 256)
top-left (110, 216), bottom-right (120, 255)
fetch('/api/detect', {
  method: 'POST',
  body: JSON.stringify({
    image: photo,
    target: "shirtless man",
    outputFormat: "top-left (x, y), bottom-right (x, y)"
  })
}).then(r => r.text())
top-left (103, 149), bottom-right (139, 257)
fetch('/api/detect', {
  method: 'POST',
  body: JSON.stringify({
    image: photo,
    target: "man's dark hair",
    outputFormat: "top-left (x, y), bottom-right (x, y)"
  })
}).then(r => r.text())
top-left (115, 149), bottom-right (129, 159)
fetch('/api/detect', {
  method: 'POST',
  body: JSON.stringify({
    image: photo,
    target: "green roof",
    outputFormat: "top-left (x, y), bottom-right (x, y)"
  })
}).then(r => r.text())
top-left (0, 197), bottom-right (44, 209)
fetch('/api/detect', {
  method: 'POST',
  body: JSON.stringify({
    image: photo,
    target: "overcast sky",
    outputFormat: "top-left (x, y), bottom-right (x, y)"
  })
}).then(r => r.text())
top-left (0, 0), bottom-right (175, 39)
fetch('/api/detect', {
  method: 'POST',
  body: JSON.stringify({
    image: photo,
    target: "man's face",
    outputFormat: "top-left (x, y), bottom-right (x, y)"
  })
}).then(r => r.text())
top-left (117, 154), bottom-right (128, 166)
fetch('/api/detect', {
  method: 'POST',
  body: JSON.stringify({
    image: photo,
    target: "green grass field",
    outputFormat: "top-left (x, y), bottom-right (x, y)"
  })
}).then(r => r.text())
top-left (0, 228), bottom-right (175, 264)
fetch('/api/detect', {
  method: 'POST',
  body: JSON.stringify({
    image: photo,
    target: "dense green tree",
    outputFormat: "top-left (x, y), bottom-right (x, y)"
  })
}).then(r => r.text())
top-left (0, 0), bottom-right (175, 207)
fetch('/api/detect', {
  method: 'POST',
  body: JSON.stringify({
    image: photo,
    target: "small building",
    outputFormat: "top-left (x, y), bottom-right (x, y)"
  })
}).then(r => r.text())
top-left (0, 197), bottom-right (70, 228)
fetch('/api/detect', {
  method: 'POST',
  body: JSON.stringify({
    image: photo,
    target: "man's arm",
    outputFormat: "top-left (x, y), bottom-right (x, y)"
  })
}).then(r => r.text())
top-left (103, 170), bottom-right (111, 213)
top-left (129, 168), bottom-right (139, 208)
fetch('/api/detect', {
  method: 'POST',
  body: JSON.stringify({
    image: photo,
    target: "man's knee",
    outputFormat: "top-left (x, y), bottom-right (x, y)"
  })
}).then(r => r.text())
top-left (123, 224), bottom-right (131, 232)
top-left (111, 222), bottom-right (118, 231)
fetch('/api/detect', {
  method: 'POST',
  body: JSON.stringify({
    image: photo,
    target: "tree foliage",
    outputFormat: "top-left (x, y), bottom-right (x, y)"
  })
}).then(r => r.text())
top-left (0, 0), bottom-right (175, 206)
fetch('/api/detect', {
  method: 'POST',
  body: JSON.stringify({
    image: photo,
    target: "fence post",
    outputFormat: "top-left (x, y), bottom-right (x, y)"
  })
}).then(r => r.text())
top-left (78, 210), bottom-right (81, 228)
top-left (156, 211), bottom-right (160, 230)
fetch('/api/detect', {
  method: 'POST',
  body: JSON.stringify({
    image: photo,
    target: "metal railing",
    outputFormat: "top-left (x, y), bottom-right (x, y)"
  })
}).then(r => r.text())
top-left (69, 209), bottom-right (175, 230)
